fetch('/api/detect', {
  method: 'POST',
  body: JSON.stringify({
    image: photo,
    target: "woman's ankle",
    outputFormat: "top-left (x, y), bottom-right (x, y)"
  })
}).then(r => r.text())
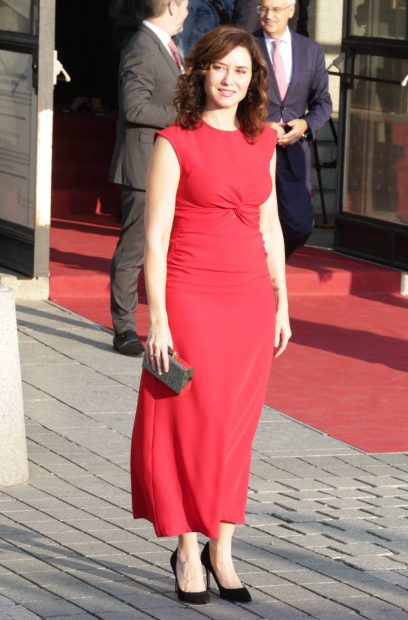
top-left (178, 533), bottom-right (199, 560)
top-left (208, 539), bottom-right (242, 587)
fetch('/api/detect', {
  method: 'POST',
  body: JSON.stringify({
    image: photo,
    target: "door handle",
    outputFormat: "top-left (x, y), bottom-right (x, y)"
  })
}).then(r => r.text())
top-left (53, 50), bottom-right (71, 86)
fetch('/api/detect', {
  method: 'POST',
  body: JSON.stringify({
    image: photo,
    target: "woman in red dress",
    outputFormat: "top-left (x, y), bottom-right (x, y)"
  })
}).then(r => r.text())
top-left (130, 24), bottom-right (291, 604)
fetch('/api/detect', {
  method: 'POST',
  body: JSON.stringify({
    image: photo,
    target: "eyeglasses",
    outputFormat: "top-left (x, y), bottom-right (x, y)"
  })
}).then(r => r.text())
top-left (256, 4), bottom-right (293, 16)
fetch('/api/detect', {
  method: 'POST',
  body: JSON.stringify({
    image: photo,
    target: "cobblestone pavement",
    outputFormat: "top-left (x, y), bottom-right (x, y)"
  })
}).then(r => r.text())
top-left (1, 301), bottom-right (407, 620)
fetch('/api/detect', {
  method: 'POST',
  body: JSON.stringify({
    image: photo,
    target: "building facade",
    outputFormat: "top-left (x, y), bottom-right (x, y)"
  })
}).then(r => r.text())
top-left (0, 0), bottom-right (407, 291)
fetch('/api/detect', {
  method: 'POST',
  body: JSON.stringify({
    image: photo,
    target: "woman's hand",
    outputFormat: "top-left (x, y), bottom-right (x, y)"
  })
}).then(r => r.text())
top-left (274, 305), bottom-right (292, 358)
top-left (147, 320), bottom-right (174, 375)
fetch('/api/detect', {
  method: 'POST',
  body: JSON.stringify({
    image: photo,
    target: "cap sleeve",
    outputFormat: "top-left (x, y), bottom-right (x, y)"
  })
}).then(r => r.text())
top-left (154, 125), bottom-right (183, 168)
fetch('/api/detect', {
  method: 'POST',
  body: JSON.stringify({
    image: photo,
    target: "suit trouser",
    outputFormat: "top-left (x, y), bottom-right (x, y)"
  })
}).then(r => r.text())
top-left (276, 142), bottom-right (314, 259)
top-left (110, 187), bottom-right (145, 334)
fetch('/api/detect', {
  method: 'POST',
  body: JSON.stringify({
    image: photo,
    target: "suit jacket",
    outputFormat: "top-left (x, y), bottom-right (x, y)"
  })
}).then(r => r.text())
top-left (253, 29), bottom-right (332, 140)
top-left (110, 24), bottom-right (179, 190)
top-left (255, 29), bottom-right (332, 190)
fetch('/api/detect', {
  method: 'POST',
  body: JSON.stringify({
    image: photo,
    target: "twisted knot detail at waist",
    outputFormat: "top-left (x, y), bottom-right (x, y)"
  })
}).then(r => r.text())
top-left (172, 203), bottom-right (261, 229)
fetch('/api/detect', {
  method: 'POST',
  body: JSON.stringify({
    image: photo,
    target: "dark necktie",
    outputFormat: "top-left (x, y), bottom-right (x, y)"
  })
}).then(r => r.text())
top-left (168, 39), bottom-right (184, 73)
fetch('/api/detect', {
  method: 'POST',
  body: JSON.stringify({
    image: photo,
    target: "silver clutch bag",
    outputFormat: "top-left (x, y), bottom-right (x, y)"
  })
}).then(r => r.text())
top-left (142, 351), bottom-right (194, 394)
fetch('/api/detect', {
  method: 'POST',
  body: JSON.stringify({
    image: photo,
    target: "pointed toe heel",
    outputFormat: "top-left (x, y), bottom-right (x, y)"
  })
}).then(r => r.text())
top-left (201, 542), bottom-right (252, 603)
top-left (170, 550), bottom-right (209, 605)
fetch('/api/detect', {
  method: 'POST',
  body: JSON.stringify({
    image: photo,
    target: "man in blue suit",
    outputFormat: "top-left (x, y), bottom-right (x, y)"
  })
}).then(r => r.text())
top-left (253, 0), bottom-right (332, 257)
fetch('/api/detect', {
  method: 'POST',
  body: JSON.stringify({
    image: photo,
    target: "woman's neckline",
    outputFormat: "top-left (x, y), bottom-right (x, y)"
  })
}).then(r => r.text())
top-left (201, 119), bottom-right (239, 133)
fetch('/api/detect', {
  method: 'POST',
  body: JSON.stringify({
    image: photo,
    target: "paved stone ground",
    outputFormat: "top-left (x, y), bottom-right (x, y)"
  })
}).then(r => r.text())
top-left (1, 301), bottom-right (407, 620)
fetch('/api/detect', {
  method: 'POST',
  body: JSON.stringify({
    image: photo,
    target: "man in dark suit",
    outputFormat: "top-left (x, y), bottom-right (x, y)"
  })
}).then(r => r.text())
top-left (253, 0), bottom-right (332, 258)
top-left (110, 0), bottom-right (189, 355)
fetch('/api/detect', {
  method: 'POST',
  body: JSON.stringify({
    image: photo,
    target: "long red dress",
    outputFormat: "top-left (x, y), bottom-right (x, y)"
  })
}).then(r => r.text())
top-left (131, 122), bottom-right (278, 538)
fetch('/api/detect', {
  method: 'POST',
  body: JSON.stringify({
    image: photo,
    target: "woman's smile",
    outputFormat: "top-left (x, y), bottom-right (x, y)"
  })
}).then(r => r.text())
top-left (218, 88), bottom-right (237, 97)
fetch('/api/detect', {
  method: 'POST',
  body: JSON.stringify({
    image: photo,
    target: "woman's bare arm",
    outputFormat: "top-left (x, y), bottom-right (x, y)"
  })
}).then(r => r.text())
top-left (144, 136), bottom-right (180, 372)
top-left (259, 151), bottom-right (292, 357)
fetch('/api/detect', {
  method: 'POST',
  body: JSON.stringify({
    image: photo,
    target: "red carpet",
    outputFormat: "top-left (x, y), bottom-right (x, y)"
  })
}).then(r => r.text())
top-left (50, 220), bottom-right (408, 454)
top-left (267, 293), bottom-right (408, 453)
top-left (50, 114), bottom-right (408, 453)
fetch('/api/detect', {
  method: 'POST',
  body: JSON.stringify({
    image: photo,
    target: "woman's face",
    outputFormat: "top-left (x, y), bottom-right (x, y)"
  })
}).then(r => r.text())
top-left (203, 46), bottom-right (253, 112)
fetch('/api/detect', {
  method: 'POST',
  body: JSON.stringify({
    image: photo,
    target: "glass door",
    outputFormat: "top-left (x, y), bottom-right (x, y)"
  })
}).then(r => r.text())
top-left (0, 0), bottom-right (55, 277)
top-left (335, 0), bottom-right (408, 268)
top-left (344, 54), bottom-right (408, 225)
top-left (350, 0), bottom-right (407, 40)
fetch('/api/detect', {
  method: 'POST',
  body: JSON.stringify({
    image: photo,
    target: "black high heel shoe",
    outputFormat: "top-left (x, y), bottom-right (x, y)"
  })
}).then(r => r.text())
top-left (201, 542), bottom-right (252, 603)
top-left (170, 550), bottom-right (209, 605)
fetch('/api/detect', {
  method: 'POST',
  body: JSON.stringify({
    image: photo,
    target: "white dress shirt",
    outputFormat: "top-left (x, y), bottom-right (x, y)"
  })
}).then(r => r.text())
top-left (264, 26), bottom-right (293, 87)
top-left (143, 20), bottom-right (174, 59)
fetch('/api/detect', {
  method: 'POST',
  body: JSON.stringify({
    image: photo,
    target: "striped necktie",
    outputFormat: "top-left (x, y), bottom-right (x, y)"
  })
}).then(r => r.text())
top-left (168, 39), bottom-right (184, 73)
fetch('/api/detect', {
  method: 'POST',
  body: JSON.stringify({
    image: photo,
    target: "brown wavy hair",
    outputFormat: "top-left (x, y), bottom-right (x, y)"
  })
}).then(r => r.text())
top-left (174, 25), bottom-right (269, 142)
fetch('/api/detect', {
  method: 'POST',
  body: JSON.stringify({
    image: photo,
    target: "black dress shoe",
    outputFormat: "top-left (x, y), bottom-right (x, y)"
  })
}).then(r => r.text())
top-left (170, 550), bottom-right (210, 605)
top-left (113, 330), bottom-right (144, 356)
top-left (201, 542), bottom-right (252, 603)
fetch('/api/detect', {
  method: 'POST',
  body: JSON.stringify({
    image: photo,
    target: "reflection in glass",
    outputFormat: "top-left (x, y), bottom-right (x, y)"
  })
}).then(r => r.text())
top-left (351, 0), bottom-right (407, 40)
top-left (0, 0), bottom-right (33, 34)
top-left (344, 55), bottom-right (408, 225)
top-left (0, 49), bottom-right (35, 229)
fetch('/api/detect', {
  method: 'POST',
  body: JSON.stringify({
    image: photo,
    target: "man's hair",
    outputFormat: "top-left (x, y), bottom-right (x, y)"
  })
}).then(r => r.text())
top-left (144, 0), bottom-right (183, 19)
top-left (175, 25), bottom-right (269, 143)
top-left (260, 0), bottom-right (296, 4)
